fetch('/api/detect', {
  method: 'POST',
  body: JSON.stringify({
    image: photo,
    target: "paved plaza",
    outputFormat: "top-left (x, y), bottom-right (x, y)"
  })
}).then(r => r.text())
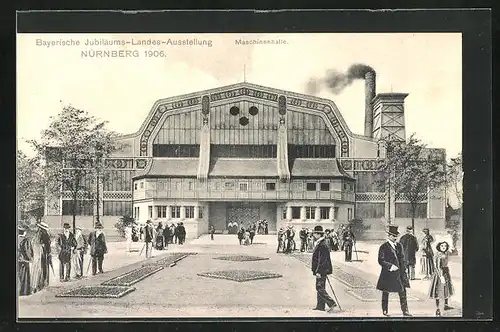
top-left (18, 235), bottom-right (462, 319)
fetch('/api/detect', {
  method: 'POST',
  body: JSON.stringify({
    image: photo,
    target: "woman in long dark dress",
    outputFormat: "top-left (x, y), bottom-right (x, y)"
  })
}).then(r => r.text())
top-left (155, 223), bottom-right (165, 250)
top-left (30, 222), bottom-right (52, 294)
top-left (428, 241), bottom-right (455, 317)
top-left (18, 226), bottom-right (33, 296)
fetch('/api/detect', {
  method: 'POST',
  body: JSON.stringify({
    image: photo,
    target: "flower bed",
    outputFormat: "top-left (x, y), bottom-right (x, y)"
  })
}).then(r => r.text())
top-left (214, 255), bottom-right (269, 262)
top-left (197, 270), bottom-right (282, 282)
top-left (55, 285), bottom-right (135, 299)
top-left (142, 252), bottom-right (194, 267)
top-left (101, 266), bottom-right (164, 287)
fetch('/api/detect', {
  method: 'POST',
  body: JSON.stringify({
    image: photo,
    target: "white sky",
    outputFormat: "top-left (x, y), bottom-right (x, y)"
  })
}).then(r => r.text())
top-left (17, 33), bottom-right (462, 159)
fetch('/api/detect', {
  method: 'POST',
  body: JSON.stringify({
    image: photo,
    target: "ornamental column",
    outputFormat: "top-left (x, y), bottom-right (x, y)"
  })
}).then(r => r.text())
top-left (300, 206), bottom-right (307, 221)
top-left (194, 206), bottom-right (200, 220)
top-left (315, 206), bottom-right (321, 221)
top-left (166, 205), bottom-right (172, 221)
top-left (286, 206), bottom-right (292, 221)
top-left (180, 206), bottom-right (186, 220)
top-left (329, 206), bottom-right (335, 221)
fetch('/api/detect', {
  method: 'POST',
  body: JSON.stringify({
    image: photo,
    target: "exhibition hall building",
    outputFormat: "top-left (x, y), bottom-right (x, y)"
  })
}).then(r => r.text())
top-left (44, 74), bottom-right (446, 239)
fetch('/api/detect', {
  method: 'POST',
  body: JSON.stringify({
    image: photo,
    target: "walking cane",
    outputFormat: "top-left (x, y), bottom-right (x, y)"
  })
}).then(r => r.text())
top-left (326, 275), bottom-right (342, 310)
top-left (85, 256), bottom-right (92, 276)
top-left (139, 243), bottom-right (146, 257)
top-left (353, 241), bottom-right (360, 261)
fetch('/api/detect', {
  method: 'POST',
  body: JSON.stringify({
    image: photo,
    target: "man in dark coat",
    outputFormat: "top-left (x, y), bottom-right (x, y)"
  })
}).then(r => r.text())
top-left (144, 220), bottom-right (155, 258)
top-left (299, 227), bottom-right (308, 252)
top-left (177, 222), bottom-right (186, 245)
top-left (399, 226), bottom-right (419, 280)
top-left (57, 223), bottom-right (77, 282)
top-left (163, 224), bottom-right (171, 249)
top-left (311, 225), bottom-right (337, 313)
top-left (342, 226), bottom-right (356, 262)
top-left (376, 225), bottom-right (412, 317)
top-left (249, 223), bottom-right (256, 244)
top-left (88, 222), bottom-right (108, 275)
top-left (209, 225), bottom-right (215, 240)
top-left (237, 227), bottom-right (245, 245)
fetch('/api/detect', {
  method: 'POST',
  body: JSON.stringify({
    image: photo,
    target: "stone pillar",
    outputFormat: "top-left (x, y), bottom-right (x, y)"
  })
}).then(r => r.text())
top-left (194, 206), bottom-right (200, 220)
top-left (180, 206), bottom-right (186, 220)
top-left (166, 205), bottom-right (172, 221)
top-left (315, 206), bottom-right (321, 221)
top-left (286, 206), bottom-right (292, 220)
top-left (300, 206), bottom-right (306, 221)
top-left (329, 206), bottom-right (335, 221)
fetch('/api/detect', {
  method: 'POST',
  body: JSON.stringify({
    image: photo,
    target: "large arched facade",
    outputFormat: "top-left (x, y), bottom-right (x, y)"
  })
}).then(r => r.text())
top-left (44, 82), bottom-right (446, 239)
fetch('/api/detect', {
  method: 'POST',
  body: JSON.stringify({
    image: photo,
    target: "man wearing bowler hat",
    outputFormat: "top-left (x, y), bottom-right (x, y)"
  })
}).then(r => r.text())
top-left (57, 223), bottom-right (77, 282)
top-left (399, 225), bottom-right (419, 280)
top-left (376, 225), bottom-right (412, 317)
top-left (88, 222), bottom-right (108, 275)
top-left (311, 225), bottom-right (338, 313)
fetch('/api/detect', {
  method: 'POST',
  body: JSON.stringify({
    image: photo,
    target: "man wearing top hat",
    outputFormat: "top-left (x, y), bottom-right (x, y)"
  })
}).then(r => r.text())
top-left (57, 223), bottom-right (77, 282)
top-left (399, 226), bottom-right (419, 281)
top-left (376, 225), bottom-right (412, 317)
top-left (311, 225), bottom-right (338, 313)
top-left (88, 222), bottom-right (108, 275)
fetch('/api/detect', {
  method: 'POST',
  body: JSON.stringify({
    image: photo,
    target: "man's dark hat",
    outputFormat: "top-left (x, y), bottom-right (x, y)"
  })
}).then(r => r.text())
top-left (406, 226), bottom-right (413, 231)
top-left (313, 225), bottom-right (324, 234)
top-left (95, 222), bottom-right (104, 229)
top-left (63, 223), bottom-right (71, 229)
top-left (387, 225), bottom-right (399, 236)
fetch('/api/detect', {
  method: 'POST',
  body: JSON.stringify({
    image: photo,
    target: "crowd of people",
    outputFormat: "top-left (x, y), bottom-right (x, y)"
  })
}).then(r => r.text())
top-left (17, 221), bottom-right (108, 296)
top-left (308, 223), bottom-right (456, 317)
top-left (124, 220), bottom-right (187, 258)
top-left (276, 223), bottom-right (357, 262)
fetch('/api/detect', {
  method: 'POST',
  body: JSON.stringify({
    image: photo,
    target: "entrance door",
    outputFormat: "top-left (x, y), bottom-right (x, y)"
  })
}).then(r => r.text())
top-left (227, 207), bottom-right (260, 228)
top-left (226, 202), bottom-right (260, 229)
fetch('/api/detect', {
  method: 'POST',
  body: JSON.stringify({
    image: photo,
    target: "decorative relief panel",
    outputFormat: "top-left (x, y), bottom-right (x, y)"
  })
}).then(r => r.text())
top-left (395, 193), bottom-right (428, 201)
top-left (103, 192), bottom-right (133, 200)
top-left (136, 159), bottom-right (147, 169)
top-left (103, 158), bottom-right (149, 169)
top-left (353, 159), bottom-right (385, 170)
top-left (105, 159), bottom-right (134, 169)
top-left (355, 193), bottom-right (385, 201)
top-left (62, 191), bottom-right (94, 200)
top-left (210, 87), bottom-right (278, 102)
top-left (340, 159), bottom-right (353, 170)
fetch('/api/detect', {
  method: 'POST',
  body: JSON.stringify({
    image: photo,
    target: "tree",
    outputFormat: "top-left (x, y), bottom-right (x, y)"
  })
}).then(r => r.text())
top-left (17, 150), bottom-right (45, 223)
top-left (447, 153), bottom-right (463, 207)
top-left (30, 105), bottom-right (122, 232)
top-left (375, 134), bottom-right (447, 233)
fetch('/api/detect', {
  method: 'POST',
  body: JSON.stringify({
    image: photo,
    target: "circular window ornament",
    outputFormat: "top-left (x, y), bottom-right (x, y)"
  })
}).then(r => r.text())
top-left (249, 106), bottom-right (259, 116)
top-left (230, 106), bottom-right (240, 116)
top-left (239, 117), bottom-right (249, 126)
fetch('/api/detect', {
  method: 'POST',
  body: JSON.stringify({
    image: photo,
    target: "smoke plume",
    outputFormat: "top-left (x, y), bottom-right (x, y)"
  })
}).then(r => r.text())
top-left (306, 63), bottom-right (374, 95)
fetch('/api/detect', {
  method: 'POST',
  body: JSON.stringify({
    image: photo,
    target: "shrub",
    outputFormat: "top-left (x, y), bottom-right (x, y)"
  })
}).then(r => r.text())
top-left (348, 218), bottom-right (371, 238)
top-left (114, 215), bottom-right (135, 238)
